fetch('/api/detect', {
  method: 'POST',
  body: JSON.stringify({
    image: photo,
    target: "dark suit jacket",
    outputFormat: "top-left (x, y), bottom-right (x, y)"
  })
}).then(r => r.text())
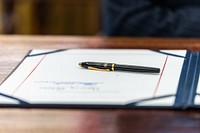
top-left (104, 0), bottom-right (200, 37)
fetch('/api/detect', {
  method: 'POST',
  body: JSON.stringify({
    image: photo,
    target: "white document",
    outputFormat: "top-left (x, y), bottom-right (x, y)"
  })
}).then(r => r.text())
top-left (0, 49), bottom-right (186, 106)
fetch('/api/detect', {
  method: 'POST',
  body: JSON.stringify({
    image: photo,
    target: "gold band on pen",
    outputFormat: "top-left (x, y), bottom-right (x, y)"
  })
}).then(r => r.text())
top-left (88, 67), bottom-right (110, 72)
top-left (111, 63), bottom-right (115, 71)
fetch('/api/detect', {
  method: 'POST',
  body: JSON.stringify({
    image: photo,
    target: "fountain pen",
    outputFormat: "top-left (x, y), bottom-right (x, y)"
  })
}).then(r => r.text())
top-left (79, 62), bottom-right (160, 73)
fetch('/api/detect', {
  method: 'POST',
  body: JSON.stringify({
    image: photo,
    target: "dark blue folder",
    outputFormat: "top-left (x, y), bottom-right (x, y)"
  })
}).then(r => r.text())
top-left (0, 49), bottom-right (199, 109)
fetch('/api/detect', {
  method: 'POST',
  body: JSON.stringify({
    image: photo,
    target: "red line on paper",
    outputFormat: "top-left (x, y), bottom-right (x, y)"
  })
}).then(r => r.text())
top-left (153, 55), bottom-right (169, 97)
top-left (11, 55), bottom-right (46, 96)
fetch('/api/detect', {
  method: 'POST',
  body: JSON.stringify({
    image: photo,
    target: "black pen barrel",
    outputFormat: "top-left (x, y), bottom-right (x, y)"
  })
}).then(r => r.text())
top-left (114, 64), bottom-right (160, 73)
top-left (79, 62), bottom-right (160, 73)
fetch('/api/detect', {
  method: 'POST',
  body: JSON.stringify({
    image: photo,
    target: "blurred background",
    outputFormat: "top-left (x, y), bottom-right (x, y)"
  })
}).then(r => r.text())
top-left (0, 0), bottom-right (102, 35)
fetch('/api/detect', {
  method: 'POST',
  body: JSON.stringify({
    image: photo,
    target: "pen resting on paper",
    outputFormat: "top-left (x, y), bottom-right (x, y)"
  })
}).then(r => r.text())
top-left (79, 62), bottom-right (160, 73)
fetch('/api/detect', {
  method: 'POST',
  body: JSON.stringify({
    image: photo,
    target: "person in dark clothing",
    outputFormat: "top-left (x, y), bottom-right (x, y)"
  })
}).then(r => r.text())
top-left (104, 0), bottom-right (200, 37)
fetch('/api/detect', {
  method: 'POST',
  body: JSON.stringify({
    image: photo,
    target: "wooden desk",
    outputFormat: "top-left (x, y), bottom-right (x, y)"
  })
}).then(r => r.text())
top-left (0, 35), bottom-right (200, 133)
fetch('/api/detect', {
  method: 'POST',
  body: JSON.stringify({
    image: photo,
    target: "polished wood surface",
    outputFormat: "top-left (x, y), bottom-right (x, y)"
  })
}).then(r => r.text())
top-left (0, 35), bottom-right (200, 133)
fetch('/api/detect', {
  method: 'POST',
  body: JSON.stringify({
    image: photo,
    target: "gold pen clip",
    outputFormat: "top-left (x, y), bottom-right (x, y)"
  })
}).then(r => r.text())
top-left (88, 67), bottom-right (110, 72)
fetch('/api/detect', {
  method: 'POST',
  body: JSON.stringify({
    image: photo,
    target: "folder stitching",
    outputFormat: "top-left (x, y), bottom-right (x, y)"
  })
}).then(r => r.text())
top-left (11, 55), bottom-right (47, 96)
top-left (153, 55), bottom-right (169, 97)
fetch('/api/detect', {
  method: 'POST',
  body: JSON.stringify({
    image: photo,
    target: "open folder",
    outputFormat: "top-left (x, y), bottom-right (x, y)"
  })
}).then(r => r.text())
top-left (0, 49), bottom-right (200, 109)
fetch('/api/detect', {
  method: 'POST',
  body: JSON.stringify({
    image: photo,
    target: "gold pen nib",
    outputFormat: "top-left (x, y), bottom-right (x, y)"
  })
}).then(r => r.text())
top-left (78, 62), bottom-right (82, 66)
